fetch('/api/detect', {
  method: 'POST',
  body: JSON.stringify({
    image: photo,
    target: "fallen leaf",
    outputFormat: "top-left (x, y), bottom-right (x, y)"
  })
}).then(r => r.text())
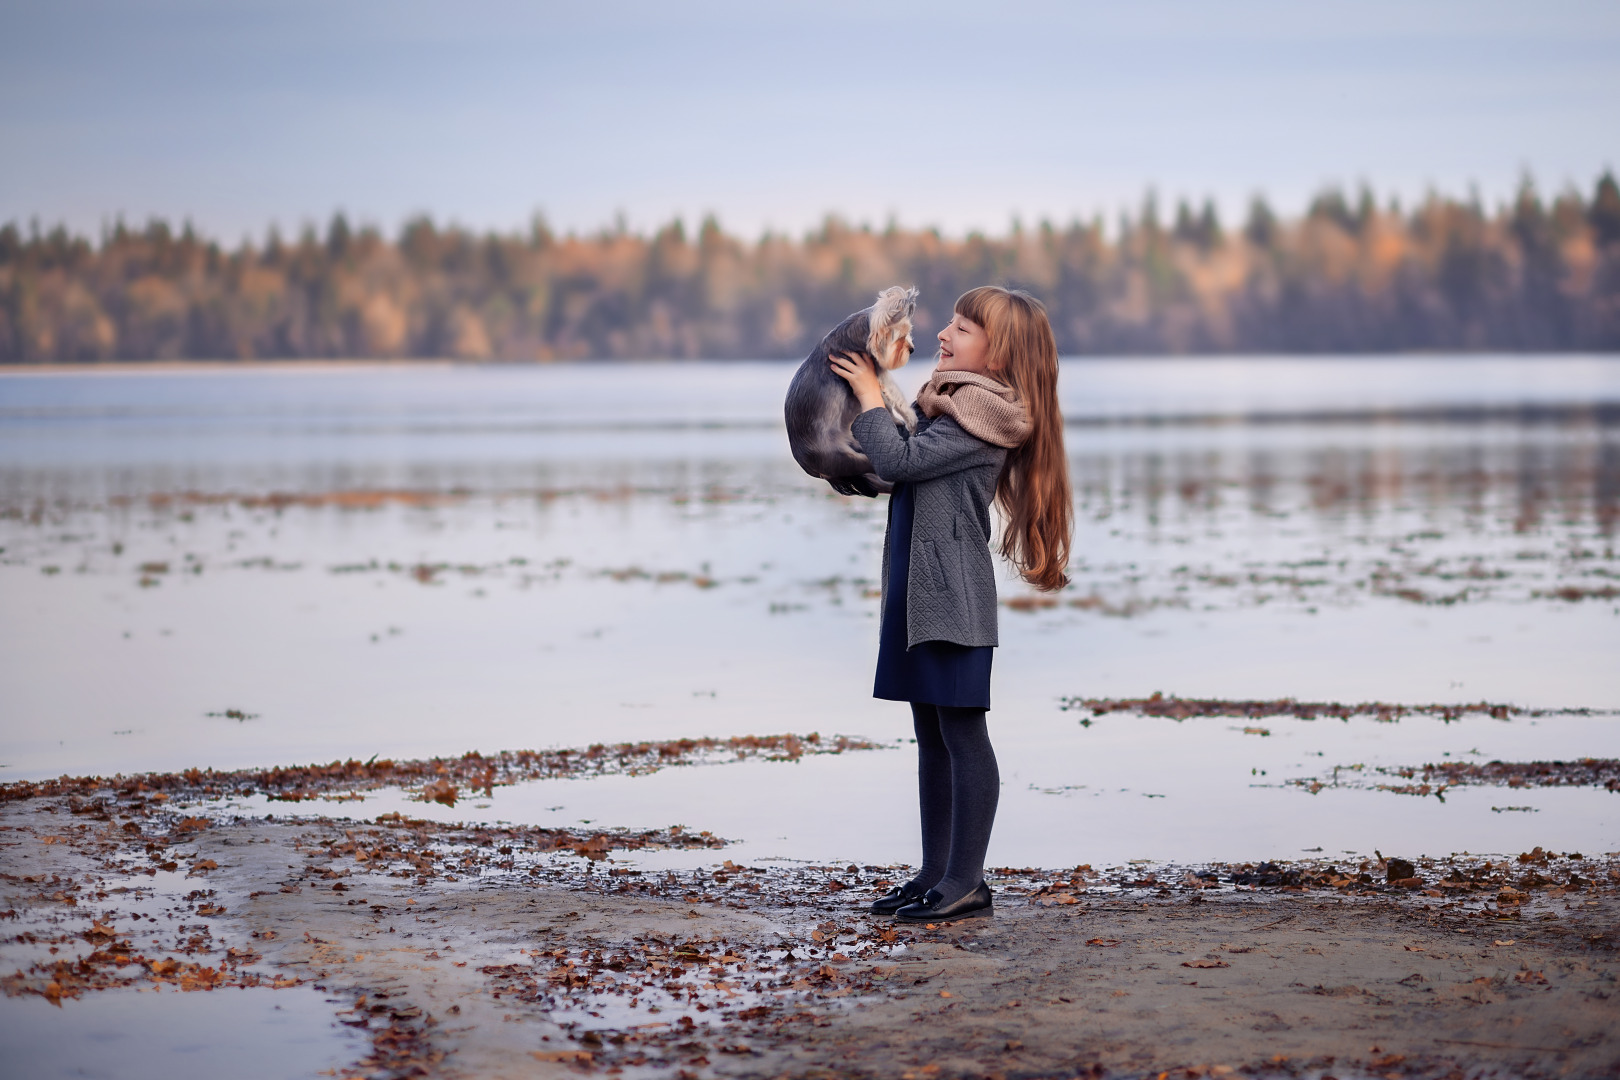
top-left (1182, 959), bottom-right (1230, 968)
top-left (418, 779), bottom-right (458, 807)
top-left (1086, 938), bottom-right (1122, 947)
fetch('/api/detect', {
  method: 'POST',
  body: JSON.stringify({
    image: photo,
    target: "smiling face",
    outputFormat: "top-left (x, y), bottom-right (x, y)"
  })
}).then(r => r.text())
top-left (936, 311), bottom-right (995, 376)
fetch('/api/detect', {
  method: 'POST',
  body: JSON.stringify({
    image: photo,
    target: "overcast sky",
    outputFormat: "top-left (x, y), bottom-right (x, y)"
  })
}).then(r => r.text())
top-left (2, 0), bottom-right (1617, 243)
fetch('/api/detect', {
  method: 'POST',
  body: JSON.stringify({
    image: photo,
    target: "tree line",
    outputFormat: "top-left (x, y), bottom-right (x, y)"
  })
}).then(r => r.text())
top-left (3, 174), bottom-right (1618, 362)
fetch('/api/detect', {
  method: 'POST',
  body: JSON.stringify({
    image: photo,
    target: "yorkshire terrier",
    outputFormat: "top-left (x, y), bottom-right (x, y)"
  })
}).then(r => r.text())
top-left (784, 285), bottom-right (919, 496)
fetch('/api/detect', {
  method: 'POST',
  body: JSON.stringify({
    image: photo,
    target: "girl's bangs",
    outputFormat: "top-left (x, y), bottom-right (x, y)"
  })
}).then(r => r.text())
top-left (953, 286), bottom-right (1009, 329)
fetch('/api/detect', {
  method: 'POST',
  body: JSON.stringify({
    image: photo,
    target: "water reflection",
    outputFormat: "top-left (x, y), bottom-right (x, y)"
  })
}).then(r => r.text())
top-left (1069, 421), bottom-right (1617, 534)
top-left (1, 360), bottom-right (1616, 862)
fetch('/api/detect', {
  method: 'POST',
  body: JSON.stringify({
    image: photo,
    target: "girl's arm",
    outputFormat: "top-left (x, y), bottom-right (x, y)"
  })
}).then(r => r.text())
top-left (830, 351), bottom-right (997, 483)
top-left (851, 405), bottom-right (993, 482)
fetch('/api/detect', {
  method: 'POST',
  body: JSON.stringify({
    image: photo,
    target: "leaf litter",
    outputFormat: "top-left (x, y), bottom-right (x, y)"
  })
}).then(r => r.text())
top-left (1287, 757), bottom-right (1620, 797)
top-left (4, 772), bottom-right (1619, 1079)
top-left (0, 731), bottom-right (880, 808)
top-left (1061, 692), bottom-right (1617, 724)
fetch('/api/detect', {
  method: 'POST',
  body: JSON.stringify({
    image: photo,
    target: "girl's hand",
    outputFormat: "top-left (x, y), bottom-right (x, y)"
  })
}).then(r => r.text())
top-left (829, 351), bottom-right (887, 412)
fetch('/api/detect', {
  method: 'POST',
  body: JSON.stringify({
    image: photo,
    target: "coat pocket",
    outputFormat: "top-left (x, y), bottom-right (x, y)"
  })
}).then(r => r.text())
top-left (921, 540), bottom-right (949, 592)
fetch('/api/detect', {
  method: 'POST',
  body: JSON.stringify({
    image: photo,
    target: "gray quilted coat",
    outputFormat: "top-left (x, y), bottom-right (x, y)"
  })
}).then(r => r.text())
top-left (851, 405), bottom-right (1007, 649)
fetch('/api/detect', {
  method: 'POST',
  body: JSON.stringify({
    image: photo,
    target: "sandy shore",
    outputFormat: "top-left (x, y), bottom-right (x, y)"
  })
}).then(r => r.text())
top-left (4, 781), bottom-right (1618, 1080)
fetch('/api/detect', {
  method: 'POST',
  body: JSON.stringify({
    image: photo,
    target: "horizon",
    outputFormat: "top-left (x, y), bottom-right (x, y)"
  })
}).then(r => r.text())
top-left (8, 169), bottom-right (1616, 250)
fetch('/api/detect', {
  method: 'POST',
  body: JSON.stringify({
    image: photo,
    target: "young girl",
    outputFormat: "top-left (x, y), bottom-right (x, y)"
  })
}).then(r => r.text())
top-left (831, 286), bottom-right (1071, 922)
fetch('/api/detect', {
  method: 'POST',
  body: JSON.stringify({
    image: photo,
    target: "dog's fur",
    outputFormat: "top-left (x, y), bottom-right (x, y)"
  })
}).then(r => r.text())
top-left (784, 286), bottom-right (920, 496)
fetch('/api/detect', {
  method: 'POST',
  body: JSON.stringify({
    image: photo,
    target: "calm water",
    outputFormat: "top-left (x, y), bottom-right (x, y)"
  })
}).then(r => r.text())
top-left (2, 356), bottom-right (1618, 865)
top-left (0, 986), bottom-right (365, 1080)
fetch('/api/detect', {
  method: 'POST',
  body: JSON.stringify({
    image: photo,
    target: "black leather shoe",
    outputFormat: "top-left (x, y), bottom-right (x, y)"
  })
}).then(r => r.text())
top-left (895, 880), bottom-right (993, 923)
top-left (869, 881), bottom-right (930, 916)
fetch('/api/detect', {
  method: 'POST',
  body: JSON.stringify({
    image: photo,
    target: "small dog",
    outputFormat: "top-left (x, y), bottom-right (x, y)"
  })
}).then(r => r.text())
top-left (784, 286), bottom-right (920, 496)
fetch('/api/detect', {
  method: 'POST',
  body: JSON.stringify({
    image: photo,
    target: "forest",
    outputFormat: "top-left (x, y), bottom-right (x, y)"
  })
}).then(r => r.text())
top-left (2, 174), bottom-right (1618, 362)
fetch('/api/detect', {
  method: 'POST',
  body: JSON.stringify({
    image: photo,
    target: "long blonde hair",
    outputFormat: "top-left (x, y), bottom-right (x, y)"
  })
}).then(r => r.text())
top-left (954, 286), bottom-right (1072, 591)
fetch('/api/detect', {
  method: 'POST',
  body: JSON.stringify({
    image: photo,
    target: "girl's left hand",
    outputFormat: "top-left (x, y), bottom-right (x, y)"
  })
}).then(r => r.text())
top-left (829, 351), bottom-right (886, 411)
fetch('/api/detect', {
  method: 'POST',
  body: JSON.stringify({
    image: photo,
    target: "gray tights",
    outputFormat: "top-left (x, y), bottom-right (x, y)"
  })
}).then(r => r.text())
top-left (908, 702), bottom-right (1000, 904)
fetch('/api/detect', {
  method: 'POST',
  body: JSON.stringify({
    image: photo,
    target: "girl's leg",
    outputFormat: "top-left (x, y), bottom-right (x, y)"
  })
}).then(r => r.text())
top-left (909, 702), bottom-right (952, 894)
top-left (934, 705), bottom-right (1000, 904)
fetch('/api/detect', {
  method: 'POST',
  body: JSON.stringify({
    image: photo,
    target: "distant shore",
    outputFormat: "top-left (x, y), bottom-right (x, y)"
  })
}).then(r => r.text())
top-left (5, 174), bottom-right (1619, 364)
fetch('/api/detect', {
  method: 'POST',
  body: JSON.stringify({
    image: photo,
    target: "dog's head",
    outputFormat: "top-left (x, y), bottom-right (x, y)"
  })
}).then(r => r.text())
top-left (865, 285), bottom-right (919, 370)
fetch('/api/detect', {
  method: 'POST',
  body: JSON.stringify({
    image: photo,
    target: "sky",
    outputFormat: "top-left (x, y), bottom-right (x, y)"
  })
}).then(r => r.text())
top-left (2, 0), bottom-right (1617, 243)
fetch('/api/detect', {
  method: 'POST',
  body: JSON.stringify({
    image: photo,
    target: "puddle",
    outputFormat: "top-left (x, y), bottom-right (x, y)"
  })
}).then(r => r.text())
top-left (202, 705), bottom-right (1620, 869)
top-left (0, 984), bottom-right (365, 1080)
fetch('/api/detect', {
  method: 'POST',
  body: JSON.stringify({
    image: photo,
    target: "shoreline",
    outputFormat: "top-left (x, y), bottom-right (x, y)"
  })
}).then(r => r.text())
top-left (3, 765), bottom-right (1617, 1078)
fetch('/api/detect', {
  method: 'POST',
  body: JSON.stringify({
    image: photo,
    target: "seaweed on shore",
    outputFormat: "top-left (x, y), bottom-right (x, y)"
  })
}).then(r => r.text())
top-left (1060, 692), bottom-right (1615, 723)
top-left (0, 732), bottom-right (884, 808)
top-left (1288, 757), bottom-right (1620, 797)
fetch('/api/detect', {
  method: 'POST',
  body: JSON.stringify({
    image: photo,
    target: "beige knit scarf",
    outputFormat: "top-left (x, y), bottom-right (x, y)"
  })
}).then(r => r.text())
top-left (916, 369), bottom-right (1032, 448)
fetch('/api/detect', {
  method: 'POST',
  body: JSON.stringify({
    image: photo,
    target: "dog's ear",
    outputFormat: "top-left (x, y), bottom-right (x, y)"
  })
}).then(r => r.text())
top-left (870, 286), bottom-right (919, 331)
top-left (866, 286), bottom-right (919, 358)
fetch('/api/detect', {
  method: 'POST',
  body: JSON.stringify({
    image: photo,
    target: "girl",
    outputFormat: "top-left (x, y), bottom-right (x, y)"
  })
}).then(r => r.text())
top-left (831, 286), bottom-right (1071, 922)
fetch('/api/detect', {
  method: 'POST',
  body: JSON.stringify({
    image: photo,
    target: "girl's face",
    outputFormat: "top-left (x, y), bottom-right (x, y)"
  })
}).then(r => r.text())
top-left (936, 312), bottom-right (995, 376)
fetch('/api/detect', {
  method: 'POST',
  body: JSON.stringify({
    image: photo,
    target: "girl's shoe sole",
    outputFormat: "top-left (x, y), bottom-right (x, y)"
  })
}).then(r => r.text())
top-left (894, 903), bottom-right (993, 923)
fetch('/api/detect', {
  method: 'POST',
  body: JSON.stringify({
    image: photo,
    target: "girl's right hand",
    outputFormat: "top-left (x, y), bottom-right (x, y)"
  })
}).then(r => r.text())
top-left (830, 351), bottom-right (886, 412)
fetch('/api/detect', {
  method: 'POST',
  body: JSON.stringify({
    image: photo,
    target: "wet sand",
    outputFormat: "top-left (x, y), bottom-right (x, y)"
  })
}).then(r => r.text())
top-left (5, 788), bottom-right (1617, 1080)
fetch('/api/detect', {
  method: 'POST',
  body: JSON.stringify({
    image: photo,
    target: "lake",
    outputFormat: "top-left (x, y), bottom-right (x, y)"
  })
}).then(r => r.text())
top-left (2, 356), bottom-right (1617, 868)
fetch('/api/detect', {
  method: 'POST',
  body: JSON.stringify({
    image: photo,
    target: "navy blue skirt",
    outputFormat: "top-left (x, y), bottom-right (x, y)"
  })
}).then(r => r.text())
top-left (873, 482), bottom-right (993, 709)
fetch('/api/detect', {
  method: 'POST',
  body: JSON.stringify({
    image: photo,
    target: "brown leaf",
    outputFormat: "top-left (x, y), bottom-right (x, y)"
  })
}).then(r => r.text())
top-left (418, 779), bottom-right (458, 807)
top-left (1182, 959), bottom-right (1230, 968)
